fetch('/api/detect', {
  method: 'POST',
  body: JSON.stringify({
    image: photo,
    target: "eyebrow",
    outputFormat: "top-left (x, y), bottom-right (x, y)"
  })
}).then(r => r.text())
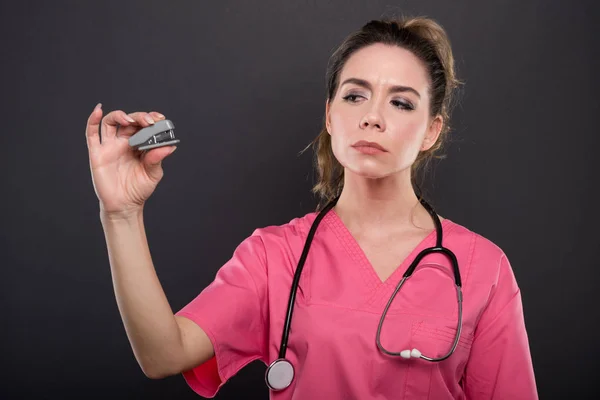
top-left (340, 77), bottom-right (421, 99)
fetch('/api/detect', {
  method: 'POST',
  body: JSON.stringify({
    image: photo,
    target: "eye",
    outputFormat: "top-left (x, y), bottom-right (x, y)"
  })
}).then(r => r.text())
top-left (342, 94), bottom-right (365, 103)
top-left (391, 99), bottom-right (414, 111)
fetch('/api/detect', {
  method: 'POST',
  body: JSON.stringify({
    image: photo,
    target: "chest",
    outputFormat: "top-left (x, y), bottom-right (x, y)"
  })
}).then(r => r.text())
top-left (355, 231), bottom-right (432, 282)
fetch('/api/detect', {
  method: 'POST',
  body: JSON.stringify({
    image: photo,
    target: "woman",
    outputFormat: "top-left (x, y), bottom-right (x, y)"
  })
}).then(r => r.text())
top-left (86, 16), bottom-right (538, 399)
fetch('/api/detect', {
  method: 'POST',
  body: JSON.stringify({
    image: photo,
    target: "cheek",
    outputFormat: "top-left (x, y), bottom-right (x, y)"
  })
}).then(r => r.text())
top-left (390, 117), bottom-right (428, 155)
top-left (329, 132), bottom-right (346, 166)
top-left (328, 112), bottom-right (354, 162)
top-left (329, 111), bottom-right (355, 139)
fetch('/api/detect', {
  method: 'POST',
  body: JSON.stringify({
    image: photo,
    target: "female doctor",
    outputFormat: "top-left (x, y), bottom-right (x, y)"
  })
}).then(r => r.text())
top-left (85, 16), bottom-right (538, 399)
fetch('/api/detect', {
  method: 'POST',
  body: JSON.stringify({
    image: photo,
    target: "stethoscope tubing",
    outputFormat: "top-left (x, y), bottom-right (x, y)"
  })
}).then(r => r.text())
top-left (277, 197), bottom-right (339, 359)
top-left (267, 195), bottom-right (463, 391)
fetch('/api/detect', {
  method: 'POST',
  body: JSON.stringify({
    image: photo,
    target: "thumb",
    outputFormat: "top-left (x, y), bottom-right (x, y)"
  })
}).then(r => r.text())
top-left (142, 146), bottom-right (177, 180)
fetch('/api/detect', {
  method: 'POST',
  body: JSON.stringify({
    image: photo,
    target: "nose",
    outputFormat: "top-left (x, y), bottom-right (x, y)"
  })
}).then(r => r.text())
top-left (359, 110), bottom-right (385, 131)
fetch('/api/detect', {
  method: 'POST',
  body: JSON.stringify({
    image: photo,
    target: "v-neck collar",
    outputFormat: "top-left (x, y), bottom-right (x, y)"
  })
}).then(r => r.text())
top-left (322, 208), bottom-right (455, 308)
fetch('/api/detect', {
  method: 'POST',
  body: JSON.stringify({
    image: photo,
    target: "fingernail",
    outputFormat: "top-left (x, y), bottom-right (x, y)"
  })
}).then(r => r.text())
top-left (156, 113), bottom-right (165, 119)
top-left (94, 103), bottom-right (102, 110)
top-left (125, 115), bottom-right (135, 123)
top-left (170, 146), bottom-right (177, 154)
top-left (145, 115), bottom-right (155, 124)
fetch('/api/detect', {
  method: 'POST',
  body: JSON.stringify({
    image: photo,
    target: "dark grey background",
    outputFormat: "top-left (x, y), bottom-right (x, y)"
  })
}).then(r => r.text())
top-left (2, 0), bottom-right (598, 399)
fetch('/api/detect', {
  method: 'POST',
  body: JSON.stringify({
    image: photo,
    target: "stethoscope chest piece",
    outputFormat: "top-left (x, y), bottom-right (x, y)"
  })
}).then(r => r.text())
top-left (265, 358), bottom-right (295, 391)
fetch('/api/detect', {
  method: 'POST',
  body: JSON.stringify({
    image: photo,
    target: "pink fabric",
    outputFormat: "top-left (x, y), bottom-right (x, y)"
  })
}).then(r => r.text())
top-left (175, 211), bottom-right (538, 399)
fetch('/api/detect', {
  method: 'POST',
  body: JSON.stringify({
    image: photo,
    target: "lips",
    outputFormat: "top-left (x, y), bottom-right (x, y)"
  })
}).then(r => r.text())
top-left (351, 140), bottom-right (387, 152)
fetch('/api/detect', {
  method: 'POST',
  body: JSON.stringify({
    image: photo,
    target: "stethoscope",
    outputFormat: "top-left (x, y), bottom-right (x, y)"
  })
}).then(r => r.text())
top-left (264, 195), bottom-right (463, 391)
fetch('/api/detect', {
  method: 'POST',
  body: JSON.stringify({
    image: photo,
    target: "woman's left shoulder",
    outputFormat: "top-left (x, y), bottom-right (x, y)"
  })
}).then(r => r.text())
top-left (443, 218), bottom-right (512, 276)
top-left (441, 219), bottom-right (521, 307)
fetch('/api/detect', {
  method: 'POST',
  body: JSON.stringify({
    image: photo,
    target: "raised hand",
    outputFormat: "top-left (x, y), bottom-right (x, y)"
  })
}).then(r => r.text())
top-left (86, 104), bottom-right (178, 218)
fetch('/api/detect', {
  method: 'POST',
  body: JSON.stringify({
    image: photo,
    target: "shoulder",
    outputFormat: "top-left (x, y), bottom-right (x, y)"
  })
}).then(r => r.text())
top-left (239, 211), bottom-right (319, 262)
top-left (445, 219), bottom-right (505, 258)
top-left (248, 211), bottom-right (317, 248)
top-left (217, 212), bottom-right (318, 282)
top-left (444, 219), bottom-right (514, 287)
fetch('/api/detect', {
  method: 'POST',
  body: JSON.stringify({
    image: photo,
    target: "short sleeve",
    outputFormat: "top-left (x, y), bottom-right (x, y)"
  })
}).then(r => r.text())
top-left (463, 254), bottom-right (538, 399)
top-left (174, 232), bottom-right (269, 398)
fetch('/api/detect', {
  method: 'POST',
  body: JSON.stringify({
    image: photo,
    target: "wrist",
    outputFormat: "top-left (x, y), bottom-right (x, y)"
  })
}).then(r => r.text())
top-left (100, 206), bottom-right (144, 224)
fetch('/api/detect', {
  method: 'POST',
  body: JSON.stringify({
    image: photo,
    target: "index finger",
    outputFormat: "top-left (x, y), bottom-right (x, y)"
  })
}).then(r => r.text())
top-left (115, 111), bottom-right (166, 139)
top-left (101, 109), bottom-right (136, 142)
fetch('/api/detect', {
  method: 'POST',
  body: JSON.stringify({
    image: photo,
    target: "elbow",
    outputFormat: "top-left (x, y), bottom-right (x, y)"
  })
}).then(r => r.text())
top-left (140, 360), bottom-right (178, 380)
top-left (142, 367), bottom-right (165, 380)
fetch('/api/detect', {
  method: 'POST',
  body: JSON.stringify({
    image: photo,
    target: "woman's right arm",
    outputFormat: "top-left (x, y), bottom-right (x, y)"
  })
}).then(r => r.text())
top-left (86, 104), bottom-right (214, 379)
top-left (101, 209), bottom-right (215, 379)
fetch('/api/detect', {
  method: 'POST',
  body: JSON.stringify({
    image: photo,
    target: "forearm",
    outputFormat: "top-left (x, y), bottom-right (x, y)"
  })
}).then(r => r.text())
top-left (100, 209), bottom-right (183, 377)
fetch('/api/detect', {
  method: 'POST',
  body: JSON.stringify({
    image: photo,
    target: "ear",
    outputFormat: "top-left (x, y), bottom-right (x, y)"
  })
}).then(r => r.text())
top-left (325, 100), bottom-right (331, 135)
top-left (421, 115), bottom-right (443, 151)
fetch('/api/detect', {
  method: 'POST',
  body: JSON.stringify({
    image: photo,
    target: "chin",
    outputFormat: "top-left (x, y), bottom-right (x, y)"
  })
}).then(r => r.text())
top-left (344, 163), bottom-right (394, 180)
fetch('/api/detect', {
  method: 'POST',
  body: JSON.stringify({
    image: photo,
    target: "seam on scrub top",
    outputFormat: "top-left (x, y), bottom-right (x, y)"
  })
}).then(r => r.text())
top-left (412, 320), bottom-right (424, 335)
top-left (335, 211), bottom-right (380, 292)
top-left (427, 362), bottom-right (435, 399)
top-left (403, 349), bottom-right (412, 398)
top-left (366, 220), bottom-right (459, 310)
top-left (306, 300), bottom-right (457, 321)
top-left (324, 211), bottom-right (380, 292)
top-left (412, 324), bottom-right (474, 349)
top-left (176, 310), bottom-right (232, 381)
top-left (363, 230), bottom-right (436, 308)
top-left (472, 287), bottom-right (521, 340)
top-left (297, 214), bottom-right (312, 303)
top-left (463, 230), bottom-right (477, 293)
top-left (468, 251), bottom-right (516, 340)
top-left (409, 319), bottom-right (474, 350)
top-left (235, 234), bottom-right (268, 364)
top-left (416, 324), bottom-right (474, 343)
top-left (383, 219), bottom-right (458, 293)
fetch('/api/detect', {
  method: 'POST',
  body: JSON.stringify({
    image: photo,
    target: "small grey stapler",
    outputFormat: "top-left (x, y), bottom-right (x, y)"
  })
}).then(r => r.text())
top-left (129, 119), bottom-right (180, 151)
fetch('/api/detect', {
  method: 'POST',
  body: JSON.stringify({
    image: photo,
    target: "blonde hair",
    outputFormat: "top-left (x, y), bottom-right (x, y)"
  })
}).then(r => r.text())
top-left (303, 16), bottom-right (462, 211)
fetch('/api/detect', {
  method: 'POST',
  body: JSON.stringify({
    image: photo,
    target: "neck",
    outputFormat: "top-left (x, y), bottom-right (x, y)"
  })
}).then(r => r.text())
top-left (333, 169), bottom-right (438, 236)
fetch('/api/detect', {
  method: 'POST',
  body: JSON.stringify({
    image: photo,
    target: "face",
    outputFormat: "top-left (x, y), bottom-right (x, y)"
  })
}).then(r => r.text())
top-left (325, 43), bottom-right (442, 179)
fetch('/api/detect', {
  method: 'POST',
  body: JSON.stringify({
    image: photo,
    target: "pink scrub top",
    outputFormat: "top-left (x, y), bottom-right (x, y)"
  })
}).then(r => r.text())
top-left (175, 210), bottom-right (538, 399)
